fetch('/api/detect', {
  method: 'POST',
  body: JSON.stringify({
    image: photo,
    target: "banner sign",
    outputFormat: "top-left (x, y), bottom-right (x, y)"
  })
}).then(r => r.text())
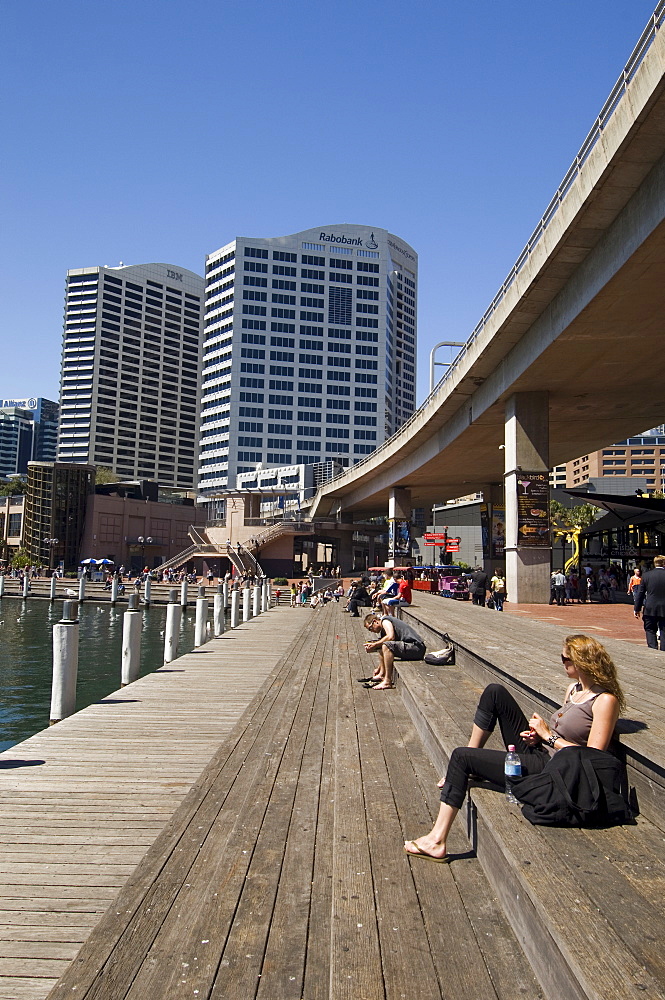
top-left (516, 473), bottom-right (550, 547)
top-left (492, 506), bottom-right (505, 557)
top-left (389, 519), bottom-right (411, 558)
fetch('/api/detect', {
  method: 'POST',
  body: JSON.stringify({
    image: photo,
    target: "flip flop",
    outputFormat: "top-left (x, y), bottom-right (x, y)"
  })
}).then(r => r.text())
top-left (357, 676), bottom-right (377, 683)
top-left (404, 841), bottom-right (449, 863)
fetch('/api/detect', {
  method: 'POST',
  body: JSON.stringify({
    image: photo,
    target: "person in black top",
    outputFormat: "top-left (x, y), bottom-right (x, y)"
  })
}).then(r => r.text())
top-left (634, 554), bottom-right (665, 649)
top-left (468, 567), bottom-right (489, 607)
top-left (345, 581), bottom-right (371, 617)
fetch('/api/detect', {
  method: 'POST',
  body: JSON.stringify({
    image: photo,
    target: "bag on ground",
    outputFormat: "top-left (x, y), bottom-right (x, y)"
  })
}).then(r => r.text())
top-left (424, 634), bottom-right (455, 665)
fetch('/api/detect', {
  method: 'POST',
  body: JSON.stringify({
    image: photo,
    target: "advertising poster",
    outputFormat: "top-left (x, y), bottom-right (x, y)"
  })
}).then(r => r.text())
top-left (389, 519), bottom-right (411, 559)
top-left (492, 506), bottom-right (506, 557)
top-left (516, 473), bottom-right (550, 547)
top-left (480, 504), bottom-right (490, 560)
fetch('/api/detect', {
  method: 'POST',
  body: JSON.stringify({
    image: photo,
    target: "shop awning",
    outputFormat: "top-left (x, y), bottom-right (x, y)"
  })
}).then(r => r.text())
top-left (565, 490), bottom-right (665, 533)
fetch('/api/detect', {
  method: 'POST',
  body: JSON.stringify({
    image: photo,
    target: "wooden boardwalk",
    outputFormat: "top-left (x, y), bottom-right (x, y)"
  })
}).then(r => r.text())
top-left (5, 602), bottom-right (543, 1000)
top-left (0, 610), bottom-right (306, 1000)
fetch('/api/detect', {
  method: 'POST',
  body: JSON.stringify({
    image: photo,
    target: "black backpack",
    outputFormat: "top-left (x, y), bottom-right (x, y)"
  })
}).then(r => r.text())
top-left (513, 747), bottom-right (633, 827)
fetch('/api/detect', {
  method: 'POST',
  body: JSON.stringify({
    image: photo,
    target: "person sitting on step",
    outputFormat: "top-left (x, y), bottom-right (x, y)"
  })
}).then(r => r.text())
top-left (403, 634), bottom-right (624, 862)
top-left (361, 612), bottom-right (426, 690)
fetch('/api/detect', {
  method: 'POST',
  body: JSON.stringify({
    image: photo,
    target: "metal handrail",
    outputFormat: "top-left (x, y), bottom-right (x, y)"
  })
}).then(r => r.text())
top-left (317, 2), bottom-right (665, 497)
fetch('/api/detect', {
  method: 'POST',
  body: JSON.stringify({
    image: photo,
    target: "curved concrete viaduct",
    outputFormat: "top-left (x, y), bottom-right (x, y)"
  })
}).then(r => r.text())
top-left (312, 20), bottom-right (665, 521)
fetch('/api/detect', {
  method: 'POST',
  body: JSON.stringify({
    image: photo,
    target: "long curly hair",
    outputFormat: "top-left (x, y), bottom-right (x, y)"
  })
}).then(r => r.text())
top-left (564, 634), bottom-right (625, 713)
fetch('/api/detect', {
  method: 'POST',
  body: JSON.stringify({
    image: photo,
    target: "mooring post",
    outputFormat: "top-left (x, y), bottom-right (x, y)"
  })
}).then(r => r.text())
top-left (111, 576), bottom-right (119, 604)
top-left (121, 594), bottom-right (142, 686)
top-left (164, 589), bottom-right (182, 663)
top-left (50, 600), bottom-right (79, 724)
top-left (50, 575), bottom-right (57, 601)
top-left (195, 586), bottom-right (208, 647)
top-left (143, 576), bottom-right (152, 606)
top-left (213, 584), bottom-right (225, 637)
top-left (222, 579), bottom-right (229, 609)
top-left (22, 575), bottom-right (29, 600)
top-left (243, 584), bottom-right (251, 622)
top-left (231, 587), bottom-right (240, 628)
top-left (78, 574), bottom-right (86, 603)
top-left (261, 579), bottom-right (269, 612)
top-left (253, 583), bottom-right (260, 617)
top-left (0, 575), bottom-right (4, 599)
top-left (180, 578), bottom-right (188, 608)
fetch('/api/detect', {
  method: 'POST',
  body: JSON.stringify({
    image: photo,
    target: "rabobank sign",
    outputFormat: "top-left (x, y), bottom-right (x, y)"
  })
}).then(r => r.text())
top-left (319, 231), bottom-right (379, 250)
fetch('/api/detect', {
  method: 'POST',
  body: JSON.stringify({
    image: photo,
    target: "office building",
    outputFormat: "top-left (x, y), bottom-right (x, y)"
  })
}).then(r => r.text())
top-left (197, 225), bottom-right (418, 493)
top-left (24, 462), bottom-right (95, 570)
top-left (565, 426), bottom-right (665, 490)
top-left (57, 263), bottom-right (204, 489)
top-left (0, 397), bottom-right (59, 478)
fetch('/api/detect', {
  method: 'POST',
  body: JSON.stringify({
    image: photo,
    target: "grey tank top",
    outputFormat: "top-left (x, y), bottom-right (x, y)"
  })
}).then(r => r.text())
top-left (380, 616), bottom-right (425, 645)
top-left (548, 683), bottom-right (602, 752)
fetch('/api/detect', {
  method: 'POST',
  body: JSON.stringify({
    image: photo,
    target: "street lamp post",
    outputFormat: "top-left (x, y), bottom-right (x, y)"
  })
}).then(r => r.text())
top-left (137, 536), bottom-right (153, 572)
top-left (43, 537), bottom-right (59, 573)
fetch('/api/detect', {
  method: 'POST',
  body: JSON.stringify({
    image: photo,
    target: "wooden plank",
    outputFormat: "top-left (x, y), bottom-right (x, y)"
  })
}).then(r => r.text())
top-left (254, 609), bottom-right (335, 1000)
top-left (211, 618), bottom-right (329, 998)
top-left (379, 683), bottom-right (544, 1000)
top-left (301, 616), bottom-right (338, 1000)
top-left (48, 619), bottom-right (319, 999)
top-left (116, 621), bottom-right (327, 999)
top-left (0, 610), bottom-right (308, 1000)
top-left (328, 614), bottom-right (384, 1000)
top-left (346, 623), bottom-right (448, 1000)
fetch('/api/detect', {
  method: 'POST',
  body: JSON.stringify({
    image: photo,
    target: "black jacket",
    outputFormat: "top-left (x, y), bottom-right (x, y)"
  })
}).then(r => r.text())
top-left (469, 571), bottom-right (489, 594)
top-left (634, 567), bottom-right (665, 617)
top-left (513, 747), bottom-right (632, 827)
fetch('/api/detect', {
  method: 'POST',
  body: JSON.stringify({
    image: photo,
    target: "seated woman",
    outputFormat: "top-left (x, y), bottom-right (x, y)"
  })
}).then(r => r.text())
top-left (404, 634), bottom-right (624, 861)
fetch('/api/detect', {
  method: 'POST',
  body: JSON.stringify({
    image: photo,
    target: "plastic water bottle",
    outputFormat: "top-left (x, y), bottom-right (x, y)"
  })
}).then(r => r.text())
top-left (504, 745), bottom-right (522, 803)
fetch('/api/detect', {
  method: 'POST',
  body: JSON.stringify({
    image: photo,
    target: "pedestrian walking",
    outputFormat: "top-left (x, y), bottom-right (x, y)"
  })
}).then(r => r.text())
top-left (489, 569), bottom-right (506, 611)
top-left (634, 556), bottom-right (665, 650)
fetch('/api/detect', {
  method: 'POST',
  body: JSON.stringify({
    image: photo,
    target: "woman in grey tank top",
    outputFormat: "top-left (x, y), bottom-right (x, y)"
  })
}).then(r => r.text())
top-left (404, 634), bottom-right (625, 862)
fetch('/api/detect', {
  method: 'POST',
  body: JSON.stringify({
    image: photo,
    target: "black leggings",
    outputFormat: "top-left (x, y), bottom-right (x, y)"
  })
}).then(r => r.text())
top-left (439, 684), bottom-right (549, 809)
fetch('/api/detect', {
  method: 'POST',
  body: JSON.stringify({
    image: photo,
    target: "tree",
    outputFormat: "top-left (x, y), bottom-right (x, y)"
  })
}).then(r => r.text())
top-left (550, 500), bottom-right (600, 530)
top-left (0, 478), bottom-right (26, 497)
top-left (10, 547), bottom-right (30, 568)
top-left (94, 466), bottom-right (117, 485)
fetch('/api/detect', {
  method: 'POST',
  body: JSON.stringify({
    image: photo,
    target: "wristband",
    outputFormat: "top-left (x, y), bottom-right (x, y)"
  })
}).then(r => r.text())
top-left (545, 732), bottom-right (559, 748)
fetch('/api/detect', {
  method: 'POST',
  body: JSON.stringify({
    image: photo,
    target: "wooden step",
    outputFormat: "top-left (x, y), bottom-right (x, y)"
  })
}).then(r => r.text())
top-left (400, 594), bottom-right (665, 832)
top-left (394, 655), bottom-right (665, 1000)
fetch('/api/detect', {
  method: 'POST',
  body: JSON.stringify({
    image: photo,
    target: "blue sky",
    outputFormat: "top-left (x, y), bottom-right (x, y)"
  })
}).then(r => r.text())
top-left (1, 0), bottom-right (657, 404)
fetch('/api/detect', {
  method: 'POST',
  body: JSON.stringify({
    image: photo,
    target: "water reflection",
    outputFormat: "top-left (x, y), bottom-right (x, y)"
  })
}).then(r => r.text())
top-left (0, 599), bottom-right (197, 751)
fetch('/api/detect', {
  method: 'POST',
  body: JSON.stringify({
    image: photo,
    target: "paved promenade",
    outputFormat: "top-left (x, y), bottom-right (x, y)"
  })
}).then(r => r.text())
top-left (505, 597), bottom-right (648, 644)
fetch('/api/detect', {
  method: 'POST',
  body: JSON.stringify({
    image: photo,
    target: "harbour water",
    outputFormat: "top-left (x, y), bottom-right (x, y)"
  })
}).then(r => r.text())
top-left (0, 598), bottom-right (197, 751)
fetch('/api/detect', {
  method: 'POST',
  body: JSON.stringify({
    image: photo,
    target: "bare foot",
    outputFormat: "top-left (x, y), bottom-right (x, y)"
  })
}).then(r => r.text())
top-left (373, 682), bottom-right (394, 690)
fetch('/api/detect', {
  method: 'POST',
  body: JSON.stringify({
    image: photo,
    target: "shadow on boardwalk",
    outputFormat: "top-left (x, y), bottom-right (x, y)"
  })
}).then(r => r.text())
top-left (47, 603), bottom-right (540, 1000)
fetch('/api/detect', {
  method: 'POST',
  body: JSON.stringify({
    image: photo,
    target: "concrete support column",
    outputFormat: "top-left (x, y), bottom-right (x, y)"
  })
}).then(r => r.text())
top-left (387, 487), bottom-right (411, 568)
top-left (504, 392), bottom-right (551, 605)
top-left (337, 529), bottom-right (354, 576)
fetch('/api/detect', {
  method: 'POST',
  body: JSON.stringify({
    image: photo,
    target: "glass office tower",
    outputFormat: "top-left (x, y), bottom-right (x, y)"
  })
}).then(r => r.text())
top-left (198, 225), bottom-right (417, 493)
